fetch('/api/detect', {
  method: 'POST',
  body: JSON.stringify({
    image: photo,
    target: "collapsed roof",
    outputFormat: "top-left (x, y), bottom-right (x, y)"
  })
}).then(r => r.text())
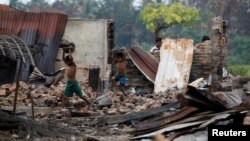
top-left (0, 4), bottom-right (68, 84)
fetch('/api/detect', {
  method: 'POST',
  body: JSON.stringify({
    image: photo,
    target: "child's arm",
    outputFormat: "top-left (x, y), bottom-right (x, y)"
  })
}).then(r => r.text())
top-left (76, 65), bottom-right (86, 70)
top-left (62, 50), bottom-right (65, 61)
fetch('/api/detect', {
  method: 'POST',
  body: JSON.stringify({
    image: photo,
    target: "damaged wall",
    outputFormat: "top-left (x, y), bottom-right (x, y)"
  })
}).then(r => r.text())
top-left (189, 40), bottom-right (212, 82)
top-left (126, 57), bottom-right (154, 93)
top-left (56, 19), bottom-right (112, 80)
top-left (154, 38), bottom-right (194, 93)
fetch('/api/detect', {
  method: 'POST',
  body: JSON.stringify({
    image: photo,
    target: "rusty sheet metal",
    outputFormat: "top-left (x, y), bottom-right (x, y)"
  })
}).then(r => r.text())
top-left (133, 106), bottom-right (199, 132)
top-left (0, 7), bottom-right (67, 83)
top-left (132, 108), bottom-right (250, 140)
top-left (127, 46), bottom-right (159, 83)
top-left (154, 38), bottom-right (193, 93)
top-left (0, 5), bottom-right (17, 11)
top-left (181, 86), bottom-right (225, 110)
top-left (132, 120), bottom-right (207, 140)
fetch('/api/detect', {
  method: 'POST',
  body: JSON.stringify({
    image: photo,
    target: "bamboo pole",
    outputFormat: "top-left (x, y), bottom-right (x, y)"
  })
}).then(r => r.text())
top-left (13, 60), bottom-right (22, 115)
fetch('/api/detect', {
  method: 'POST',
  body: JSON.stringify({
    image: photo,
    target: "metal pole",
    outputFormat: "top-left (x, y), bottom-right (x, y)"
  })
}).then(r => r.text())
top-left (13, 60), bottom-right (22, 115)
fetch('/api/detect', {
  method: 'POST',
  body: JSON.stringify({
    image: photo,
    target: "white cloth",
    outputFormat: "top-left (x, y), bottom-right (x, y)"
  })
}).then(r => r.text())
top-left (149, 45), bottom-right (160, 53)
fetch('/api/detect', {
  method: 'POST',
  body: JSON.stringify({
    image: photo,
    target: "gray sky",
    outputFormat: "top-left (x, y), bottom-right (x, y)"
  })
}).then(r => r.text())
top-left (0, 0), bottom-right (56, 5)
top-left (0, 0), bottom-right (145, 7)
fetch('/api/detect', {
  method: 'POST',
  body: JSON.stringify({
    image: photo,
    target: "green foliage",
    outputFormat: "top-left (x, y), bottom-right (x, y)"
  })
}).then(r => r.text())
top-left (228, 36), bottom-right (250, 64)
top-left (162, 25), bottom-right (207, 44)
top-left (228, 65), bottom-right (250, 76)
top-left (96, 0), bottom-right (139, 47)
top-left (141, 42), bottom-right (152, 51)
top-left (9, 0), bottom-right (27, 10)
top-left (140, 2), bottom-right (200, 33)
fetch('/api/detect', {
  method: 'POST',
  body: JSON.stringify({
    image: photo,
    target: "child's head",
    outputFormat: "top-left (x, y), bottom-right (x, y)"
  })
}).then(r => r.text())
top-left (64, 55), bottom-right (74, 66)
top-left (116, 52), bottom-right (124, 62)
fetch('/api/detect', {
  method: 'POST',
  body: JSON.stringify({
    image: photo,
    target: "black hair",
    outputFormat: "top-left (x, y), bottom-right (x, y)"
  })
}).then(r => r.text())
top-left (65, 55), bottom-right (73, 62)
top-left (202, 36), bottom-right (210, 42)
top-left (155, 37), bottom-right (162, 43)
top-left (116, 52), bottom-right (124, 58)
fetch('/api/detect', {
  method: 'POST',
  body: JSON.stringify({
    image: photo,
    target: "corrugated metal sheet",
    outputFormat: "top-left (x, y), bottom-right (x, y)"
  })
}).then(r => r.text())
top-left (0, 5), bottom-right (17, 11)
top-left (127, 46), bottom-right (159, 83)
top-left (154, 38), bottom-right (193, 93)
top-left (0, 6), bottom-right (68, 83)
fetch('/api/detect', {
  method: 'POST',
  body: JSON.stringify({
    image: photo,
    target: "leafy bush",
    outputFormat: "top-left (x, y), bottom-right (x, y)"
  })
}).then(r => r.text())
top-left (141, 42), bottom-right (152, 51)
top-left (228, 36), bottom-right (250, 64)
top-left (228, 65), bottom-right (250, 76)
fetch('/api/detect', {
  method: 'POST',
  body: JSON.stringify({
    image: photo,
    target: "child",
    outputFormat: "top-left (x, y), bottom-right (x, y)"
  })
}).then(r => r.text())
top-left (61, 50), bottom-right (90, 108)
top-left (111, 50), bottom-right (126, 93)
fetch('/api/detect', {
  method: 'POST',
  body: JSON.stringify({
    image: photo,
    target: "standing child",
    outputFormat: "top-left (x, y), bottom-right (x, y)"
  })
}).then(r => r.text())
top-left (61, 50), bottom-right (90, 108)
top-left (111, 49), bottom-right (126, 93)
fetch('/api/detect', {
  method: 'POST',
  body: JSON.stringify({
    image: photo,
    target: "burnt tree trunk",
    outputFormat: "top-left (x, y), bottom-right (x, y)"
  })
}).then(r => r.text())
top-left (211, 17), bottom-right (228, 91)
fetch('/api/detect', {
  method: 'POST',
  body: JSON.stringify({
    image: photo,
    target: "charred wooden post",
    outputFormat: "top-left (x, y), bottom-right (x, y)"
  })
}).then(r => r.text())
top-left (88, 65), bottom-right (100, 92)
top-left (211, 17), bottom-right (228, 91)
top-left (107, 20), bottom-right (115, 64)
top-left (30, 94), bottom-right (35, 118)
top-left (13, 60), bottom-right (22, 115)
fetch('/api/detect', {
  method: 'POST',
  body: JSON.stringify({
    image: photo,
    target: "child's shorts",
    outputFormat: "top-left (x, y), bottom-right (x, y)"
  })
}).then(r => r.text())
top-left (115, 75), bottom-right (126, 86)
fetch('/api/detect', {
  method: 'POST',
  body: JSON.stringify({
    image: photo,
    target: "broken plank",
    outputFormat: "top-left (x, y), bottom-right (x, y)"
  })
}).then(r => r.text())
top-left (133, 106), bottom-right (199, 132)
top-left (130, 108), bottom-right (248, 135)
top-left (131, 120), bottom-right (207, 140)
top-left (131, 108), bottom-right (250, 139)
top-left (97, 102), bottom-right (179, 126)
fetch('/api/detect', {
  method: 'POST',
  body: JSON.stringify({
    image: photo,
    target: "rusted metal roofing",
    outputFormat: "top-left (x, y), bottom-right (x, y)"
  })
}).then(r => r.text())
top-left (154, 38), bottom-right (194, 93)
top-left (127, 46), bottom-right (159, 83)
top-left (0, 5), bottom-right (17, 11)
top-left (0, 6), bottom-right (67, 83)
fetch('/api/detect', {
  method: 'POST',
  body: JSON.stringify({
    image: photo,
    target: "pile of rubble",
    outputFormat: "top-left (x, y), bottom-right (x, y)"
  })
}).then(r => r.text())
top-left (0, 82), bottom-right (64, 107)
top-left (0, 81), bottom-right (181, 140)
top-left (0, 81), bottom-right (179, 116)
top-left (0, 79), bottom-right (250, 141)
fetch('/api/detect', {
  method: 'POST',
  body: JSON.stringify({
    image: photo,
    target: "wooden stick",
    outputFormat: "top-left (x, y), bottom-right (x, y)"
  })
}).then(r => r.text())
top-left (13, 60), bottom-right (22, 115)
top-left (30, 93), bottom-right (35, 118)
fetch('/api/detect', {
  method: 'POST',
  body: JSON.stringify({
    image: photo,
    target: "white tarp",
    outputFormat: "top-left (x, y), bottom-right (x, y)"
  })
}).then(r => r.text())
top-left (154, 38), bottom-right (194, 93)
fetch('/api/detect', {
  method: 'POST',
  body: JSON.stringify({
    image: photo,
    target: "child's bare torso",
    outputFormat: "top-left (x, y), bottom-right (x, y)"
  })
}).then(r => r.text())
top-left (66, 65), bottom-right (76, 81)
top-left (116, 61), bottom-right (126, 75)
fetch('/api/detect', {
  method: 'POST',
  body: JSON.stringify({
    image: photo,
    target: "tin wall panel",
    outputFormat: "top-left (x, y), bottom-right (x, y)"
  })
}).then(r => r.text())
top-left (0, 5), bottom-right (68, 83)
top-left (154, 38), bottom-right (194, 93)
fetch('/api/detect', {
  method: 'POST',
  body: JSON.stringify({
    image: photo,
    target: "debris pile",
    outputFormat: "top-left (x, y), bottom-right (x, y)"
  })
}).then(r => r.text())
top-left (1, 82), bottom-right (63, 107)
top-left (97, 91), bottom-right (179, 115)
top-left (0, 81), bottom-right (179, 115)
